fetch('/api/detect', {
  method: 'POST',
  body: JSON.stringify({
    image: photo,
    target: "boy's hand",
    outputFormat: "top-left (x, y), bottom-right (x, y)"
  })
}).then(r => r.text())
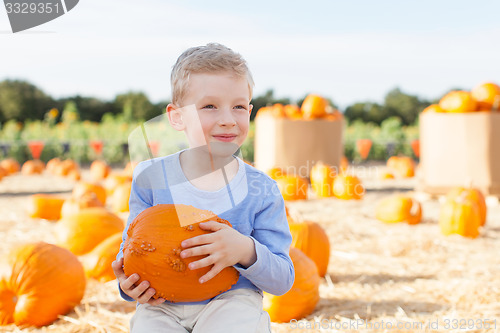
top-left (111, 258), bottom-right (165, 305)
top-left (180, 221), bottom-right (257, 284)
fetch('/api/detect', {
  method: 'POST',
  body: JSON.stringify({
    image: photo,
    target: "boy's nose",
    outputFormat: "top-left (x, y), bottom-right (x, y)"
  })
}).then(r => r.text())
top-left (217, 108), bottom-right (236, 126)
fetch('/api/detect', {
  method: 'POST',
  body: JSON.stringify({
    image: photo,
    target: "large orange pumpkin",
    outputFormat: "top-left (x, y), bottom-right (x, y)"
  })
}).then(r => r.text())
top-left (72, 181), bottom-right (107, 205)
top-left (470, 82), bottom-right (500, 111)
top-left (123, 204), bottom-right (239, 302)
top-left (79, 232), bottom-right (123, 282)
top-left (0, 242), bottom-right (86, 327)
top-left (445, 187), bottom-right (487, 226)
top-left (439, 90), bottom-right (477, 113)
top-left (375, 195), bottom-right (422, 225)
top-left (0, 158), bottom-right (20, 175)
top-left (301, 94), bottom-right (327, 119)
top-left (275, 175), bottom-right (308, 201)
top-left (439, 193), bottom-right (480, 238)
top-left (332, 174), bottom-right (364, 200)
top-left (263, 248), bottom-right (320, 323)
top-left (310, 162), bottom-right (335, 198)
top-left (56, 207), bottom-right (124, 255)
top-left (289, 220), bottom-right (330, 277)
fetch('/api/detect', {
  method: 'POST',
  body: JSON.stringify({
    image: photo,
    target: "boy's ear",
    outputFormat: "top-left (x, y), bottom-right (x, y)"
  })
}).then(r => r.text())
top-left (166, 103), bottom-right (185, 131)
top-left (249, 104), bottom-right (253, 114)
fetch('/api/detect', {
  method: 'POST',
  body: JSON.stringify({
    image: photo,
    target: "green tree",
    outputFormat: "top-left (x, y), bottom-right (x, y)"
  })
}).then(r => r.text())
top-left (344, 102), bottom-right (385, 125)
top-left (0, 79), bottom-right (54, 123)
top-left (383, 87), bottom-right (429, 125)
top-left (114, 92), bottom-right (160, 121)
top-left (56, 96), bottom-right (116, 122)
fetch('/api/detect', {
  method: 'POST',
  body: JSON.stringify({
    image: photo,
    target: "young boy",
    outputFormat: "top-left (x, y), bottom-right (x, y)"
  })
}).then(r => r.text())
top-left (112, 43), bottom-right (294, 332)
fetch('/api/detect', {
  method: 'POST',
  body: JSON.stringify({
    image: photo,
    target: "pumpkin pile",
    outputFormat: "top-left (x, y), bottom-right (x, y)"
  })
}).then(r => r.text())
top-left (423, 81), bottom-right (500, 113)
top-left (123, 204), bottom-right (239, 302)
top-left (256, 94), bottom-right (343, 121)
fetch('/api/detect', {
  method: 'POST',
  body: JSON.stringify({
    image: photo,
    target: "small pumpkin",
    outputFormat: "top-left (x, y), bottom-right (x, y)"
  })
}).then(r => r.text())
top-left (387, 156), bottom-right (415, 178)
top-left (104, 172), bottom-right (132, 197)
top-left (301, 94), bottom-right (327, 119)
top-left (283, 104), bottom-right (302, 119)
top-left (54, 159), bottom-right (79, 177)
top-left (29, 194), bottom-right (66, 220)
top-left (72, 181), bottom-right (107, 205)
top-left (0, 242), bottom-right (86, 327)
top-left (422, 104), bottom-right (445, 113)
top-left (470, 82), bottom-right (500, 111)
top-left (275, 175), bottom-right (308, 201)
top-left (288, 220), bottom-right (330, 277)
top-left (123, 204), bottom-right (239, 302)
top-left (21, 159), bottom-right (45, 175)
top-left (267, 167), bottom-right (287, 180)
top-left (445, 187), bottom-right (487, 226)
top-left (332, 174), bottom-right (364, 200)
top-left (439, 90), bottom-right (477, 113)
top-left (0, 158), bottom-right (20, 175)
top-left (439, 192), bottom-right (480, 238)
top-left (263, 248), bottom-right (320, 323)
top-left (60, 192), bottom-right (104, 218)
top-left (375, 195), bottom-right (422, 225)
top-left (310, 162), bottom-right (335, 198)
top-left (90, 160), bottom-right (111, 182)
top-left (111, 181), bottom-right (132, 213)
top-left (79, 232), bottom-right (122, 282)
top-left (55, 207), bottom-right (124, 255)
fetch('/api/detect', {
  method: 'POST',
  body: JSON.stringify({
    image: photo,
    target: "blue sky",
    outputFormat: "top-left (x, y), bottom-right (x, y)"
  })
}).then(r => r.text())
top-left (1, 0), bottom-right (500, 109)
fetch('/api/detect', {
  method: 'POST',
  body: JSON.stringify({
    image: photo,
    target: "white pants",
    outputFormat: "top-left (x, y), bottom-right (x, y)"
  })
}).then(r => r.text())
top-left (130, 288), bottom-right (271, 333)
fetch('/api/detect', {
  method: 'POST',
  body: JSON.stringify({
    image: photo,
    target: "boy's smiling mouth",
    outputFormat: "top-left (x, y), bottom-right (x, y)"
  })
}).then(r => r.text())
top-left (212, 134), bottom-right (237, 142)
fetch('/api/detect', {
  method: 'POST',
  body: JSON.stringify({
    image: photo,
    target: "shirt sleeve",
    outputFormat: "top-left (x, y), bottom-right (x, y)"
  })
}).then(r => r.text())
top-left (233, 182), bottom-right (295, 296)
top-left (116, 162), bottom-right (154, 302)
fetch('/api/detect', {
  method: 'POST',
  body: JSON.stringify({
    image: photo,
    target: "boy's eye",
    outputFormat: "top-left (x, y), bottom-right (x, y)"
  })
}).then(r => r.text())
top-left (234, 105), bottom-right (247, 110)
top-left (202, 105), bottom-right (215, 109)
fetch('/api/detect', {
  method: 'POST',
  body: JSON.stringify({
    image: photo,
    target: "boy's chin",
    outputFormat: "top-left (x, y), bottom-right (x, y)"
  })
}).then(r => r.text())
top-left (208, 141), bottom-right (240, 158)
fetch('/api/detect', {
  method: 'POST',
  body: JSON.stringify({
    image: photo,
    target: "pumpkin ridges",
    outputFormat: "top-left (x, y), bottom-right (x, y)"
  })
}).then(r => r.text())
top-left (0, 242), bottom-right (86, 327)
top-left (123, 204), bottom-right (239, 302)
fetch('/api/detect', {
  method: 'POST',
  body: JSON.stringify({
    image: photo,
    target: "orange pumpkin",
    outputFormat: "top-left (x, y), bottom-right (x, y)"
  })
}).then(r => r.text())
top-left (445, 187), bottom-right (487, 226)
top-left (267, 167), bottom-right (287, 180)
top-left (111, 181), bottom-right (132, 213)
top-left (339, 156), bottom-right (349, 174)
top-left (263, 248), bottom-right (320, 323)
top-left (21, 159), bottom-right (45, 175)
top-left (375, 195), bottom-right (422, 225)
top-left (29, 194), bottom-right (66, 220)
top-left (422, 104), bottom-right (445, 113)
top-left (0, 242), bottom-right (86, 327)
top-left (123, 161), bottom-right (138, 178)
top-left (123, 204), bottom-right (239, 302)
top-left (90, 160), bottom-right (111, 182)
top-left (0, 166), bottom-right (7, 181)
top-left (283, 104), bottom-right (302, 119)
top-left (60, 192), bottom-right (104, 218)
top-left (301, 94), bottom-right (327, 119)
top-left (470, 82), bottom-right (500, 111)
top-left (379, 170), bottom-right (395, 180)
top-left (275, 175), bottom-right (308, 201)
top-left (79, 232), bottom-right (122, 282)
top-left (310, 162), bottom-right (335, 198)
top-left (104, 172), bottom-right (133, 197)
top-left (45, 157), bottom-right (61, 174)
top-left (439, 90), bottom-right (478, 113)
top-left (333, 174), bottom-right (364, 200)
top-left (55, 207), bottom-right (124, 255)
top-left (0, 158), bottom-right (20, 175)
top-left (439, 193), bottom-right (480, 238)
top-left (289, 220), bottom-right (330, 277)
top-left (387, 156), bottom-right (415, 178)
top-left (54, 159), bottom-right (79, 177)
top-left (72, 181), bottom-right (107, 205)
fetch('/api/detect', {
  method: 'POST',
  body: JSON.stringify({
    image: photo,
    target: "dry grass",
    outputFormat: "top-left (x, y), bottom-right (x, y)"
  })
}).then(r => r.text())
top-left (0, 164), bottom-right (499, 332)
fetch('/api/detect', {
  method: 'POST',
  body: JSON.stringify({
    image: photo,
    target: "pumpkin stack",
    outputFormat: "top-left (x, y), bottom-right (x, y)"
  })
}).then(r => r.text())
top-left (256, 94), bottom-right (343, 121)
top-left (423, 81), bottom-right (500, 113)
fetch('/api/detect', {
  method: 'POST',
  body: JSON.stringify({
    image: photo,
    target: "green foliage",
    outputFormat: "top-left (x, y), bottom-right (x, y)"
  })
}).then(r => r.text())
top-left (114, 91), bottom-right (161, 121)
top-left (0, 80), bottom-right (54, 122)
top-left (250, 89), bottom-right (290, 120)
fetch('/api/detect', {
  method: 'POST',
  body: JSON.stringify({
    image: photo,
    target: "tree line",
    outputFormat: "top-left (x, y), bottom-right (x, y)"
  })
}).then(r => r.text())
top-left (0, 79), bottom-right (440, 126)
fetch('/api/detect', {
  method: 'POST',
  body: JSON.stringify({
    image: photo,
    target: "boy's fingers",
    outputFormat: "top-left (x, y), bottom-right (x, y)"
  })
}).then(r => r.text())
top-left (148, 296), bottom-right (165, 306)
top-left (120, 274), bottom-right (140, 291)
top-left (111, 259), bottom-right (126, 279)
top-left (199, 265), bottom-right (223, 284)
top-left (137, 287), bottom-right (156, 304)
top-left (198, 221), bottom-right (228, 231)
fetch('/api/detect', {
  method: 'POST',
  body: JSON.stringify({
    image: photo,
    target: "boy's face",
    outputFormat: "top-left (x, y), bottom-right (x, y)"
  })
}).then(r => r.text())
top-left (169, 72), bottom-right (252, 157)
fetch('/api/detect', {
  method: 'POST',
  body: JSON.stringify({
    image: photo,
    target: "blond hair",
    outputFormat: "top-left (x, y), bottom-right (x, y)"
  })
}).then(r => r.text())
top-left (170, 43), bottom-right (254, 105)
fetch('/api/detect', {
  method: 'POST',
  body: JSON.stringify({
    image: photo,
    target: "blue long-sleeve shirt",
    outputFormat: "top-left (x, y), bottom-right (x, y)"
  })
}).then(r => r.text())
top-left (116, 151), bottom-right (294, 304)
